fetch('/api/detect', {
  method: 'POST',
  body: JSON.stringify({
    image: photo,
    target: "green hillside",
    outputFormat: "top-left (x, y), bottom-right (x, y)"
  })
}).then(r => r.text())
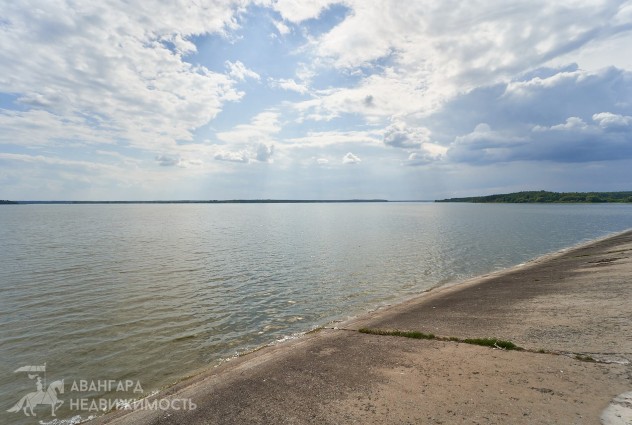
top-left (436, 191), bottom-right (632, 203)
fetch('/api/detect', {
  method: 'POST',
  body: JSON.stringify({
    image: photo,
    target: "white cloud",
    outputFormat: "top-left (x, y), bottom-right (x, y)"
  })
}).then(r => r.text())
top-left (226, 60), bottom-right (261, 81)
top-left (212, 143), bottom-right (274, 164)
top-left (455, 123), bottom-right (496, 143)
top-left (214, 150), bottom-right (250, 163)
top-left (405, 141), bottom-right (448, 165)
top-left (0, 109), bottom-right (118, 146)
top-left (213, 111), bottom-right (280, 164)
top-left (292, 70), bottom-right (435, 123)
top-left (532, 117), bottom-right (591, 132)
top-left (273, 20), bottom-right (291, 35)
top-left (163, 33), bottom-right (198, 55)
top-left (269, 78), bottom-right (309, 94)
top-left (406, 152), bottom-right (434, 166)
top-left (265, 0), bottom-right (341, 23)
top-left (0, 152), bottom-right (119, 172)
top-left (0, 0), bottom-right (246, 152)
top-left (216, 111), bottom-right (281, 144)
top-left (503, 68), bottom-right (585, 99)
top-left (3, 2), bottom-right (632, 200)
top-left (400, 64), bottom-right (632, 166)
top-left (448, 123), bottom-right (528, 163)
top-left (551, 117), bottom-right (588, 131)
top-left (291, 0), bottom-right (632, 126)
top-left (284, 129), bottom-right (381, 148)
top-left (447, 113), bottom-right (632, 164)
top-left (314, 1), bottom-right (628, 81)
top-left (342, 152), bottom-right (361, 164)
top-left (421, 142), bottom-right (448, 158)
top-left (383, 121), bottom-right (431, 149)
top-left (592, 112), bottom-right (632, 130)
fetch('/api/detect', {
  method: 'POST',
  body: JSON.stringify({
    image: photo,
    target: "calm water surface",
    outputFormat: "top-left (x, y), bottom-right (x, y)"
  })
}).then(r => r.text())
top-left (1, 203), bottom-right (631, 424)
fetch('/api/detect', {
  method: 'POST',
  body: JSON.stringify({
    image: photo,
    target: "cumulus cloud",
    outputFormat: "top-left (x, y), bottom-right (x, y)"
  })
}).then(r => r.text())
top-left (550, 117), bottom-right (589, 131)
top-left (314, 1), bottom-right (629, 80)
top-left (293, 72), bottom-right (433, 123)
top-left (400, 64), bottom-right (632, 165)
top-left (447, 124), bottom-right (528, 163)
top-left (226, 60), bottom-right (261, 81)
top-left (213, 143), bottom-right (274, 164)
top-left (269, 78), bottom-right (309, 94)
top-left (592, 112), bottom-right (632, 131)
top-left (214, 150), bottom-right (250, 163)
top-left (383, 122), bottom-right (431, 149)
top-left (496, 66), bottom-right (632, 126)
top-left (290, 1), bottom-right (632, 126)
top-left (213, 111), bottom-right (279, 165)
top-left (0, 0), bottom-right (245, 152)
top-left (405, 141), bottom-right (448, 166)
top-left (342, 152), bottom-right (361, 164)
top-left (286, 0), bottom-right (632, 169)
top-left (447, 112), bottom-right (632, 164)
top-left (4, 1), bottom-right (632, 199)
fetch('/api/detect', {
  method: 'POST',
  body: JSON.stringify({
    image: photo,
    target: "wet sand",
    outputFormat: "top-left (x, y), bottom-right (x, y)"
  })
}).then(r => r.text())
top-left (91, 230), bottom-right (632, 424)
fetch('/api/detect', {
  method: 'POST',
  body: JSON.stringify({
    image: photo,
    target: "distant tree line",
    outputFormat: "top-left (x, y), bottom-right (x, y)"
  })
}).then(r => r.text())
top-left (1, 199), bottom-right (388, 205)
top-left (0, 200), bottom-right (18, 204)
top-left (436, 191), bottom-right (632, 203)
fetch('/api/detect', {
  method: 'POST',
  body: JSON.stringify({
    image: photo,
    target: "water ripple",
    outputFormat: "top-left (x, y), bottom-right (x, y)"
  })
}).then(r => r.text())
top-left (1, 203), bottom-right (631, 425)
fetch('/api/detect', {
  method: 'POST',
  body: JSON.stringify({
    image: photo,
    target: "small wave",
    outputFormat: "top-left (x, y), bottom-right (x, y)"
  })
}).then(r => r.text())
top-left (273, 333), bottom-right (301, 344)
top-left (173, 334), bottom-right (197, 342)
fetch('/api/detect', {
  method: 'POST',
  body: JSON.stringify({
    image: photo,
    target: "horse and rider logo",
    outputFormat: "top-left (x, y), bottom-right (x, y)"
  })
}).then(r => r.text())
top-left (6, 364), bottom-right (65, 417)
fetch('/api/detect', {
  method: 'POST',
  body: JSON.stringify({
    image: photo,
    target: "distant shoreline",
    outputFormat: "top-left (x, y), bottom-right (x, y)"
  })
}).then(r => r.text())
top-left (2, 199), bottom-right (389, 205)
top-left (436, 190), bottom-right (632, 203)
top-left (5, 191), bottom-right (632, 204)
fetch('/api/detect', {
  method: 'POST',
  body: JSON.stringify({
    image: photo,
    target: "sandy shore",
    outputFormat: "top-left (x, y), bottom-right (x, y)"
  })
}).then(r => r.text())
top-left (91, 230), bottom-right (632, 424)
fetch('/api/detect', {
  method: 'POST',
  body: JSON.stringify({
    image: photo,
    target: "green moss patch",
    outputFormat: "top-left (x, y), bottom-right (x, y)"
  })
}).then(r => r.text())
top-left (358, 328), bottom-right (435, 340)
top-left (357, 328), bottom-right (522, 351)
top-left (461, 337), bottom-right (521, 350)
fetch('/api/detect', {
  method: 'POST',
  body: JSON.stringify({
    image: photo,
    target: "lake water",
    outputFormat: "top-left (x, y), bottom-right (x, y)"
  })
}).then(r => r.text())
top-left (1, 203), bottom-right (631, 424)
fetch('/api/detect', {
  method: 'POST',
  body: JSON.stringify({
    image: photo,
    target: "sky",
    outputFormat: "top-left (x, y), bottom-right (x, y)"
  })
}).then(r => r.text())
top-left (1, 0), bottom-right (632, 201)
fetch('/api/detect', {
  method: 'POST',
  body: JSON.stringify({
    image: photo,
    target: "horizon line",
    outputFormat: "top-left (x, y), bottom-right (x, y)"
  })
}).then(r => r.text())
top-left (2, 199), bottom-right (438, 205)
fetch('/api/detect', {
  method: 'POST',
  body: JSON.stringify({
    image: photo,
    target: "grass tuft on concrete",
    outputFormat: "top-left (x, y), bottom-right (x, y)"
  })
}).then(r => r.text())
top-left (358, 328), bottom-right (522, 351)
top-left (358, 328), bottom-right (435, 340)
top-left (461, 338), bottom-right (521, 350)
